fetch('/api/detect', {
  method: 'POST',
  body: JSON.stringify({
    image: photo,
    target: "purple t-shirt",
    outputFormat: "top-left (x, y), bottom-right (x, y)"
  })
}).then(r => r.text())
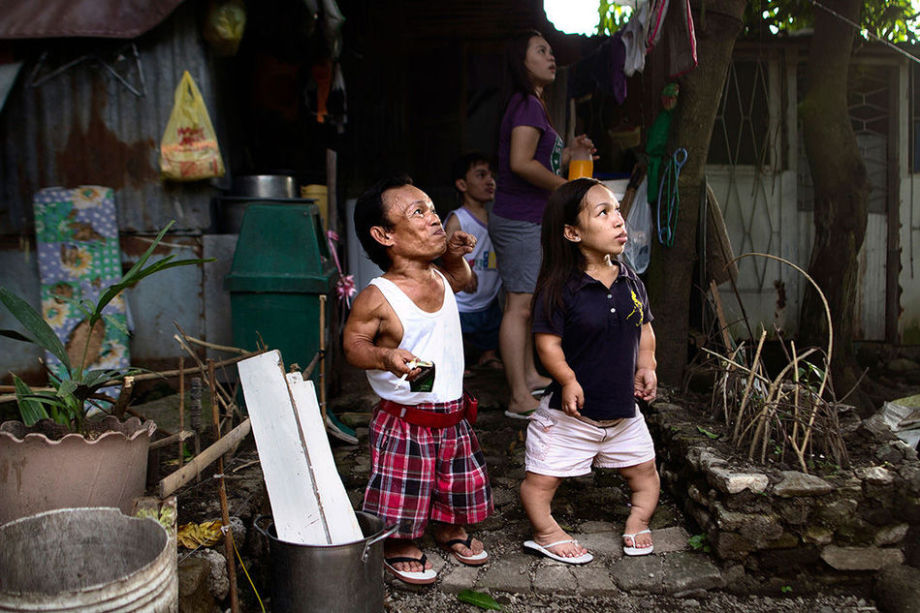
top-left (493, 93), bottom-right (563, 224)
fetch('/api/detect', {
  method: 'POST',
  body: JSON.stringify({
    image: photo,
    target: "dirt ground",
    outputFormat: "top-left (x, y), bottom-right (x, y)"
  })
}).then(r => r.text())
top-left (162, 347), bottom-right (920, 612)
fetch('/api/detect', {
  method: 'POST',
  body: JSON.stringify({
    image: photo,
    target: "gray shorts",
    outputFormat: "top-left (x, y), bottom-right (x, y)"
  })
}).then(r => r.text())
top-left (488, 212), bottom-right (542, 293)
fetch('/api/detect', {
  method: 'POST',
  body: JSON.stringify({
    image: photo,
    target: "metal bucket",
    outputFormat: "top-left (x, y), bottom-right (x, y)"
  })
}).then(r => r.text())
top-left (254, 512), bottom-right (396, 613)
top-left (0, 507), bottom-right (177, 612)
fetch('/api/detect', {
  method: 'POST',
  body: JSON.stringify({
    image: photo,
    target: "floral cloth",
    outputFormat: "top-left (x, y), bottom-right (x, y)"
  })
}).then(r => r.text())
top-left (33, 187), bottom-right (129, 384)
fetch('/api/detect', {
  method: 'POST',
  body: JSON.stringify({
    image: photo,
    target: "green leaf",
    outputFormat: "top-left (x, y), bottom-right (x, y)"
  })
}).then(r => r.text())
top-left (13, 375), bottom-right (48, 425)
top-left (0, 287), bottom-right (71, 370)
top-left (697, 426), bottom-right (720, 439)
top-left (91, 256), bottom-right (212, 327)
top-left (82, 369), bottom-right (121, 388)
top-left (0, 329), bottom-right (33, 343)
top-left (102, 313), bottom-right (130, 337)
top-left (119, 221), bottom-right (175, 284)
top-left (457, 590), bottom-right (501, 611)
top-left (55, 379), bottom-right (79, 398)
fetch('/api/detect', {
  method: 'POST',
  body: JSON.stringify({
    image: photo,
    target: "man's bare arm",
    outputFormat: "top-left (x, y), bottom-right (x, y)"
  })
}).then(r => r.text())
top-left (343, 286), bottom-right (417, 376)
top-left (438, 230), bottom-right (475, 293)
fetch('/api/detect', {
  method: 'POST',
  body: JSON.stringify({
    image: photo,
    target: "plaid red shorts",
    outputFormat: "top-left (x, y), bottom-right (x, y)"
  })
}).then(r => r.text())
top-left (361, 397), bottom-right (493, 539)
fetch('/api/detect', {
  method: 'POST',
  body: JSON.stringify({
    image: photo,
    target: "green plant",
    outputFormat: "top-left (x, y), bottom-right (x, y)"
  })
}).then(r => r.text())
top-left (780, 585), bottom-right (793, 594)
top-left (0, 221), bottom-right (211, 433)
top-left (688, 533), bottom-right (711, 553)
top-left (457, 589), bottom-right (501, 611)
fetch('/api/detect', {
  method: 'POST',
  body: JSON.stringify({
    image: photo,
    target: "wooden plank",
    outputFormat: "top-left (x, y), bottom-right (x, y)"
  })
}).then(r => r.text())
top-left (237, 350), bottom-right (361, 545)
top-left (286, 372), bottom-right (362, 544)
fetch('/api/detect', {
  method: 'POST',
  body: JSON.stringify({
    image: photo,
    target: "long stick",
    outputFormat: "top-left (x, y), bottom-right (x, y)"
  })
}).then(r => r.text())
top-left (157, 419), bottom-right (251, 497)
top-left (319, 294), bottom-right (327, 423)
top-left (179, 357), bottom-right (185, 466)
top-left (209, 360), bottom-right (239, 613)
top-left (0, 353), bottom-right (259, 404)
top-left (732, 330), bottom-right (767, 444)
top-left (149, 430), bottom-right (194, 450)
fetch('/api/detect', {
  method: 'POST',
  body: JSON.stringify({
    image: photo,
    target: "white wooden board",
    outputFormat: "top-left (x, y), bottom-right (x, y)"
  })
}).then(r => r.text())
top-left (286, 371), bottom-right (362, 543)
top-left (238, 350), bottom-right (361, 545)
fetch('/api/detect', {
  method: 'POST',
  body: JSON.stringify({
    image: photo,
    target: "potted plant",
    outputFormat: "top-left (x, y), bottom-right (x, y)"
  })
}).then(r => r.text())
top-left (0, 221), bottom-right (210, 524)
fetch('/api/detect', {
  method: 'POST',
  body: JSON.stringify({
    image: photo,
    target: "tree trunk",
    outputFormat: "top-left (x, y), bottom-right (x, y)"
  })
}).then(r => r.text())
top-left (798, 0), bottom-right (870, 407)
top-left (647, 0), bottom-right (747, 386)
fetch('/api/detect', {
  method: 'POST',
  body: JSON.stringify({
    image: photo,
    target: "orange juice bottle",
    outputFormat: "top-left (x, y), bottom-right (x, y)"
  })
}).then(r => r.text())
top-left (568, 150), bottom-right (593, 180)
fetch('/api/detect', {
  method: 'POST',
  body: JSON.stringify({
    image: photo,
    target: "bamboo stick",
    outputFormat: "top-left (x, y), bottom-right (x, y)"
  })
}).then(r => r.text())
top-left (732, 330), bottom-right (767, 444)
top-left (178, 357), bottom-right (185, 466)
top-left (149, 430), bottom-right (194, 450)
top-left (319, 294), bottom-right (327, 422)
top-left (157, 418), bottom-right (251, 497)
top-left (208, 360), bottom-right (239, 613)
top-left (709, 280), bottom-right (734, 352)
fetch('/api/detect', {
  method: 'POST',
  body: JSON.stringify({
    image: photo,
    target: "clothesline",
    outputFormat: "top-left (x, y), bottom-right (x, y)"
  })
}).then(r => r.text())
top-left (809, 0), bottom-right (920, 65)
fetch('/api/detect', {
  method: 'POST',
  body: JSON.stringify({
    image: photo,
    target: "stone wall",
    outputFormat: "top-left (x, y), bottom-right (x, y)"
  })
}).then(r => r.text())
top-left (646, 402), bottom-right (920, 578)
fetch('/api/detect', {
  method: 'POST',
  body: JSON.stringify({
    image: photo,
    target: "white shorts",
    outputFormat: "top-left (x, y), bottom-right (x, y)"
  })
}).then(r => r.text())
top-left (524, 398), bottom-right (656, 478)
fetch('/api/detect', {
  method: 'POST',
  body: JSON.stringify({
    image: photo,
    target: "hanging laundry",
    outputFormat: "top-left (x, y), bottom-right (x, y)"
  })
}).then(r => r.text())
top-left (666, 0), bottom-right (697, 77)
top-left (566, 33), bottom-right (627, 104)
top-left (621, 1), bottom-right (648, 77)
top-left (646, 0), bottom-right (670, 53)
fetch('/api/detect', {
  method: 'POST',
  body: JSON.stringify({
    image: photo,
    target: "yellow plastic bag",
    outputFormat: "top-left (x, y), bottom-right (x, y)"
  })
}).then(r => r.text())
top-left (203, 0), bottom-right (246, 57)
top-left (159, 71), bottom-right (225, 181)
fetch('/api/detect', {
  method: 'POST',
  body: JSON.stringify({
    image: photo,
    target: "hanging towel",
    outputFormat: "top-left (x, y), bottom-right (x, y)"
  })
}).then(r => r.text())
top-left (666, 0), bottom-right (698, 78)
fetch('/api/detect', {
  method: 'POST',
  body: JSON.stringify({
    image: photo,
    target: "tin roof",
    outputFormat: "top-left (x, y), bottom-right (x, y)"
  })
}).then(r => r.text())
top-left (0, 0), bottom-right (185, 40)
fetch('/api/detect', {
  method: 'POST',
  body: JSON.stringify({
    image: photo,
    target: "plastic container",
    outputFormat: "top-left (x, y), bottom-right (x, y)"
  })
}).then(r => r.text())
top-left (300, 185), bottom-right (328, 231)
top-left (568, 149), bottom-right (594, 180)
top-left (225, 203), bottom-right (336, 382)
top-left (0, 507), bottom-right (177, 612)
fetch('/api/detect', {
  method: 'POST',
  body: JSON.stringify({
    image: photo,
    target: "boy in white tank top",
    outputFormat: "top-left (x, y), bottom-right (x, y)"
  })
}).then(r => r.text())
top-left (444, 153), bottom-right (503, 371)
top-left (344, 175), bottom-right (494, 586)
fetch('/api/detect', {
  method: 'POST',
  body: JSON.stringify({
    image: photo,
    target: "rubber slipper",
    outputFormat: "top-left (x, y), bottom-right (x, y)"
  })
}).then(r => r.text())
top-left (438, 535), bottom-right (489, 566)
top-left (622, 529), bottom-right (654, 556)
top-left (384, 554), bottom-right (438, 585)
top-left (523, 539), bottom-right (593, 565)
top-left (504, 409), bottom-right (536, 420)
top-left (474, 357), bottom-right (504, 370)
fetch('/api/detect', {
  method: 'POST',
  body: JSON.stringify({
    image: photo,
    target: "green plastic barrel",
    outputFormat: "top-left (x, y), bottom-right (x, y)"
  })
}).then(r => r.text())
top-left (225, 203), bottom-right (335, 383)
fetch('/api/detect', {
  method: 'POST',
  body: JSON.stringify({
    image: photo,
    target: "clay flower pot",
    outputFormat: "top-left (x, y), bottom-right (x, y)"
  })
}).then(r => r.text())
top-left (0, 416), bottom-right (156, 525)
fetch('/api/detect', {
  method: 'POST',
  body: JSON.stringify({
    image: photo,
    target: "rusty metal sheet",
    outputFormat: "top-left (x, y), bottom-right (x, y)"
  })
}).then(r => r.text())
top-left (0, 1), bottom-right (224, 235)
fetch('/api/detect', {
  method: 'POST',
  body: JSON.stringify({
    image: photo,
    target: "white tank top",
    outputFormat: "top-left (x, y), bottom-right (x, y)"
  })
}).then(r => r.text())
top-left (445, 207), bottom-right (502, 312)
top-left (365, 269), bottom-right (464, 404)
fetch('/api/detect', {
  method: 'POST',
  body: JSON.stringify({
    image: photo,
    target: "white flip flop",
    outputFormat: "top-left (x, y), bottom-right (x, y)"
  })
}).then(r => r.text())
top-left (523, 539), bottom-right (593, 565)
top-left (384, 554), bottom-right (438, 585)
top-left (622, 529), bottom-right (654, 556)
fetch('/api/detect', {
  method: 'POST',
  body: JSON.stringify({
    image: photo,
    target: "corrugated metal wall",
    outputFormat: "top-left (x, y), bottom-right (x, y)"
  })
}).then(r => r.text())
top-left (0, 0), bottom-right (222, 235)
top-left (0, 1), bottom-right (221, 377)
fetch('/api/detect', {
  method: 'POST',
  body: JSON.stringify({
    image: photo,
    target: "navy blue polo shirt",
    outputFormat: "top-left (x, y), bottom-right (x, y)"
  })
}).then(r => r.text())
top-left (532, 262), bottom-right (653, 421)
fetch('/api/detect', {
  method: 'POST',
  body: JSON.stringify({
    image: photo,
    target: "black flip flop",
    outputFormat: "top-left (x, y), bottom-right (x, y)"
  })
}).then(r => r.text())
top-left (439, 535), bottom-right (489, 566)
top-left (383, 554), bottom-right (437, 585)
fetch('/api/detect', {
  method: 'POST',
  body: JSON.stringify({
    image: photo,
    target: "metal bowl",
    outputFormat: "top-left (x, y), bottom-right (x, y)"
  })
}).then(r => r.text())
top-left (232, 175), bottom-right (296, 199)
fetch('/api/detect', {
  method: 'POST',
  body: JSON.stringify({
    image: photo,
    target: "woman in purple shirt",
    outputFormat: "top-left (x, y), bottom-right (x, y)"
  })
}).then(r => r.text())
top-left (491, 30), bottom-right (594, 418)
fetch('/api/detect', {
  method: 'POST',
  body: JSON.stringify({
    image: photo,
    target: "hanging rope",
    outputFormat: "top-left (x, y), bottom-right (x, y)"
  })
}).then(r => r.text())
top-left (656, 147), bottom-right (687, 247)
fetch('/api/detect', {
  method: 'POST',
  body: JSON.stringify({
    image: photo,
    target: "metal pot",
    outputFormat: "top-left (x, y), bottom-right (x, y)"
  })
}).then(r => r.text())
top-left (232, 175), bottom-right (296, 199)
top-left (254, 512), bottom-right (397, 613)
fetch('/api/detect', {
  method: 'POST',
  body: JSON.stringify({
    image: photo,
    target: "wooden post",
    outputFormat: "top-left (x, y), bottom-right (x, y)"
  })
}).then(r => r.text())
top-left (319, 294), bottom-right (327, 422)
top-left (190, 376), bottom-right (202, 468)
top-left (178, 357), bottom-right (185, 466)
top-left (208, 360), bottom-right (239, 613)
top-left (709, 280), bottom-right (734, 352)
